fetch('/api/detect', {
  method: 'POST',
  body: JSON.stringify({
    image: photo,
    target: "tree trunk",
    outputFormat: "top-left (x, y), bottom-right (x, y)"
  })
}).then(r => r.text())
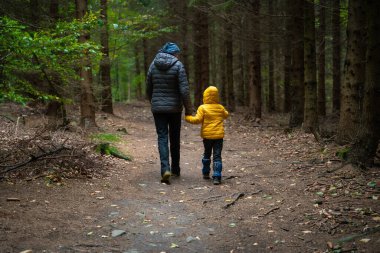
top-left (76, 0), bottom-right (97, 128)
top-left (134, 44), bottom-right (142, 100)
top-left (235, 16), bottom-right (245, 106)
top-left (268, 0), bottom-right (275, 112)
top-left (317, 0), bottom-right (326, 116)
top-left (49, 0), bottom-right (59, 21)
top-left (100, 0), bottom-right (113, 114)
top-left (332, 0), bottom-right (341, 113)
top-left (283, 24), bottom-right (291, 113)
top-left (288, 0), bottom-right (304, 127)
top-left (303, 0), bottom-right (318, 132)
top-left (180, 0), bottom-right (190, 79)
top-left (220, 26), bottom-right (227, 105)
top-left (193, 2), bottom-right (209, 108)
top-left (142, 39), bottom-right (149, 77)
top-left (30, 0), bottom-right (39, 28)
top-left (226, 14), bottom-right (235, 112)
top-left (348, 0), bottom-right (380, 165)
top-left (45, 0), bottom-right (68, 129)
top-left (337, 0), bottom-right (367, 143)
top-left (248, 0), bottom-right (261, 120)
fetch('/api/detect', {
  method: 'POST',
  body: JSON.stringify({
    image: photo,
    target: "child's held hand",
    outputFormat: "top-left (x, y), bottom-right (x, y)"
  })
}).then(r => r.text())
top-left (185, 115), bottom-right (192, 123)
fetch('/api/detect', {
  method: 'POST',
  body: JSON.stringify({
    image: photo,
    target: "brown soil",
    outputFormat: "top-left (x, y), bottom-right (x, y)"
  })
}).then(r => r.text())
top-left (0, 102), bottom-right (379, 253)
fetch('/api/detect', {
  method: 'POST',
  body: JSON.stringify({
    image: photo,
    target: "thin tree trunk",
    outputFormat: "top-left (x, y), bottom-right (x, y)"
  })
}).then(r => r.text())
top-left (289, 0), bottom-right (304, 127)
top-left (193, 2), bottom-right (209, 107)
top-left (134, 44), bottom-right (142, 100)
top-left (100, 0), bottom-right (113, 114)
top-left (76, 0), bottom-right (96, 128)
top-left (303, 0), bottom-right (318, 132)
top-left (180, 1), bottom-right (189, 79)
top-left (46, 0), bottom-right (68, 128)
top-left (283, 5), bottom-right (291, 113)
top-left (220, 27), bottom-right (227, 105)
top-left (235, 16), bottom-right (245, 106)
top-left (268, 0), bottom-right (275, 112)
top-left (142, 39), bottom-right (149, 77)
top-left (337, 0), bottom-right (367, 143)
top-left (332, 0), bottom-right (341, 113)
top-left (317, 0), bottom-right (326, 116)
top-left (226, 14), bottom-right (235, 112)
top-left (248, 0), bottom-right (261, 120)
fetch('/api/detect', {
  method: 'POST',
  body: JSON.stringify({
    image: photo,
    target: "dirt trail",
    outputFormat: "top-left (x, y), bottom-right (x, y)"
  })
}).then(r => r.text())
top-left (1, 102), bottom-right (379, 253)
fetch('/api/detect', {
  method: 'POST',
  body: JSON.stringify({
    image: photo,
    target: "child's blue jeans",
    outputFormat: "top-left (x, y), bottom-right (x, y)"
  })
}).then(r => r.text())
top-left (203, 139), bottom-right (223, 162)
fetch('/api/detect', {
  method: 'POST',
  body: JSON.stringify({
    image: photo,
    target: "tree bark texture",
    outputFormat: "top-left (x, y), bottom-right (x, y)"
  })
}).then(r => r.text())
top-left (220, 24), bottom-right (227, 105)
top-left (317, 0), bottom-right (326, 116)
top-left (76, 0), bottom-right (97, 128)
top-left (268, 0), bottom-right (275, 112)
top-left (248, 0), bottom-right (261, 120)
top-left (226, 14), bottom-right (235, 112)
top-left (100, 0), bottom-right (113, 114)
top-left (332, 0), bottom-right (341, 113)
top-left (303, 0), bottom-right (318, 132)
top-left (288, 0), bottom-right (304, 127)
top-left (337, 0), bottom-right (367, 143)
top-left (283, 21), bottom-right (291, 113)
top-left (134, 44), bottom-right (142, 100)
top-left (348, 0), bottom-right (380, 165)
top-left (193, 2), bottom-right (210, 108)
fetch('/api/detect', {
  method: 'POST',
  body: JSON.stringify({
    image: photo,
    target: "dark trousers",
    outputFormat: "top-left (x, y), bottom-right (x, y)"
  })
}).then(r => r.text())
top-left (203, 139), bottom-right (223, 162)
top-left (153, 113), bottom-right (181, 176)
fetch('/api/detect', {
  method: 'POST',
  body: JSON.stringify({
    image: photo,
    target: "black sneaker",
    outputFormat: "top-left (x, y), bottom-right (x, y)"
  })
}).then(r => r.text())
top-left (203, 174), bottom-right (211, 180)
top-left (213, 177), bottom-right (221, 185)
top-left (161, 171), bottom-right (171, 184)
top-left (171, 172), bottom-right (180, 178)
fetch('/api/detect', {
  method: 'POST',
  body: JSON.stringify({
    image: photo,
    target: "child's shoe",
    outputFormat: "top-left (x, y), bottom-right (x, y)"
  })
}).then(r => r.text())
top-left (212, 161), bottom-right (223, 185)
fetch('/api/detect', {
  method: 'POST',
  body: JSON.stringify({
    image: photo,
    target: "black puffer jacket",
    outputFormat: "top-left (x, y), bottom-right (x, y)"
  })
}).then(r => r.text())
top-left (146, 52), bottom-right (193, 114)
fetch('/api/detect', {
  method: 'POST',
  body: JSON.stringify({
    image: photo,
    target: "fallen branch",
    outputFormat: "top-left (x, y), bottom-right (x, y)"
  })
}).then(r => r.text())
top-left (202, 195), bottom-right (223, 204)
top-left (260, 207), bottom-right (280, 216)
top-left (223, 192), bottom-right (245, 209)
top-left (0, 146), bottom-right (66, 176)
top-left (335, 226), bottom-right (380, 244)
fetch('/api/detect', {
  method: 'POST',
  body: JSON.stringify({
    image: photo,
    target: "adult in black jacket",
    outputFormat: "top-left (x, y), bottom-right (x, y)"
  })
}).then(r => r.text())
top-left (146, 42), bottom-right (193, 184)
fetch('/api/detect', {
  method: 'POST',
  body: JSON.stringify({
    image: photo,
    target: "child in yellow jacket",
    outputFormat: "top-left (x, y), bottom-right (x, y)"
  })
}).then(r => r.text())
top-left (185, 86), bottom-right (229, 185)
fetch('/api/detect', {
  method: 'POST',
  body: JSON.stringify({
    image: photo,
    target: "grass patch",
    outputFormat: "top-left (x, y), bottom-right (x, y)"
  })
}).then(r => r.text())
top-left (91, 133), bottom-right (121, 143)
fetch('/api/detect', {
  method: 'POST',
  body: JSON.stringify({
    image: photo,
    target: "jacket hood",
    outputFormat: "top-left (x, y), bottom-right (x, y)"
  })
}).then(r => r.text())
top-left (153, 52), bottom-right (178, 70)
top-left (203, 86), bottom-right (219, 104)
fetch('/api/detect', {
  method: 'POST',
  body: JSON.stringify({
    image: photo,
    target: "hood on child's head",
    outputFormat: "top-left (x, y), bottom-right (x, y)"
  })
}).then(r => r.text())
top-left (203, 86), bottom-right (219, 104)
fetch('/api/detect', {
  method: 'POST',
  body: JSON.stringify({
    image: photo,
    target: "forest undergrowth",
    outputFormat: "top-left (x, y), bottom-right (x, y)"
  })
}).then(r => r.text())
top-left (0, 102), bottom-right (379, 253)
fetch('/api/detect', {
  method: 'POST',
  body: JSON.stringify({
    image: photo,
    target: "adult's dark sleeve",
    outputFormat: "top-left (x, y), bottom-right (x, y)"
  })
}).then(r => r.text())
top-left (177, 63), bottom-right (193, 115)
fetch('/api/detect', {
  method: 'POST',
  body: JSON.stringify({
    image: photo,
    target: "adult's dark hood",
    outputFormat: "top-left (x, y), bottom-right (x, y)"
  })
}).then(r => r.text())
top-left (153, 52), bottom-right (178, 71)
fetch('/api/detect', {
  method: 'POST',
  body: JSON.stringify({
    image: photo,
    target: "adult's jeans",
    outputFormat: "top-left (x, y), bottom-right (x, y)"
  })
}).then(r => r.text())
top-left (153, 112), bottom-right (182, 176)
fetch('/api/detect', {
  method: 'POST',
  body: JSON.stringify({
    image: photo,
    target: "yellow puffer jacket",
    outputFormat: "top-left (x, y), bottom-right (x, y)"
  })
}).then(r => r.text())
top-left (185, 86), bottom-right (229, 139)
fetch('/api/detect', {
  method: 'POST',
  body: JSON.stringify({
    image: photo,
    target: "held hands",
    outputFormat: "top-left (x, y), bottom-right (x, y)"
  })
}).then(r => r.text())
top-left (185, 115), bottom-right (193, 123)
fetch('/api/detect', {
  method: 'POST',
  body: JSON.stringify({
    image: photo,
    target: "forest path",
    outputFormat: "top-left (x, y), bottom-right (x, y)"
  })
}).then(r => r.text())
top-left (1, 102), bottom-right (379, 253)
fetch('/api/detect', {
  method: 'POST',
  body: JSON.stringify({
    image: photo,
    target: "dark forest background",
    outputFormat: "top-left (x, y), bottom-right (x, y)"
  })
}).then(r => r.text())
top-left (0, 0), bottom-right (379, 166)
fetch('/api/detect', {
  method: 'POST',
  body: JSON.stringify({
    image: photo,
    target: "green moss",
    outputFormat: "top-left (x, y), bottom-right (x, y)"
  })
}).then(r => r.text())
top-left (91, 133), bottom-right (121, 143)
top-left (95, 143), bottom-right (131, 161)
